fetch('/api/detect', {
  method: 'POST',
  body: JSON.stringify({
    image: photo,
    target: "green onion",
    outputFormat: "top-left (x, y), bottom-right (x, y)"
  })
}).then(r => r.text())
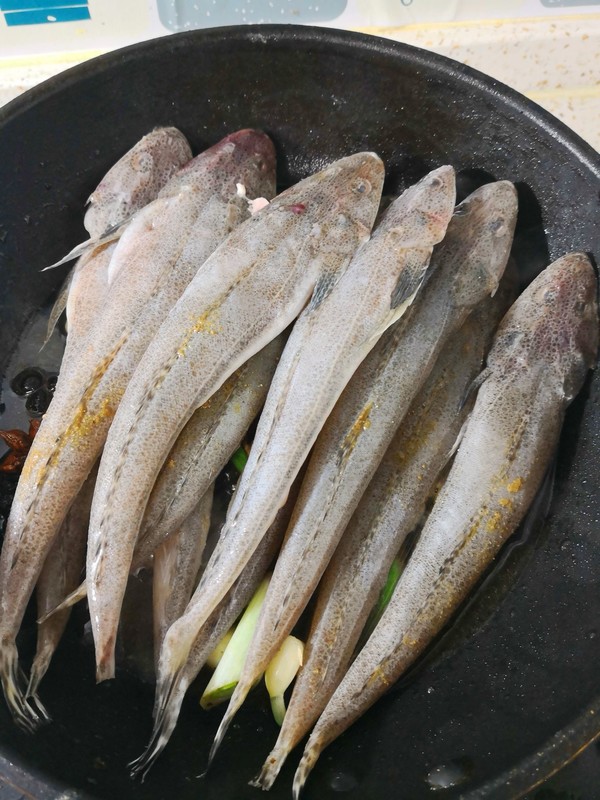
top-left (264, 636), bottom-right (304, 725)
top-left (360, 557), bottom-right (403, 646)
top-left (200, 575), bottom-right (270, 708)
top-left (205, 629), bottom-right (234, 670)
top-left (230, 446), bottom-right (249, 474)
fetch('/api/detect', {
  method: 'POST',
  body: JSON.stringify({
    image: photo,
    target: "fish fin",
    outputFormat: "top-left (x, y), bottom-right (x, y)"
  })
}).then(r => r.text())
top-left (446, 415), bottom-right (471, 461)
top-left (0, 642), bottom-right (43, 732)
top-left (251, 743), bottom-right (290, 790)
top-left (459, 367), bottom-right (491, 412)
top-left (207, 680), bottom-right (252, 768)
top-left (37, 580), bottom-right (87, 624)
top-left (41, 225), bottom-right (123, 272)
top-left (306, 269), bottom-right (342, 312)
top-left (26, 643), bottom-right (54, 699)
top-left (41, 267), bottom-right (74, 349)
top-left (131, 669), bottom-right (188, 780)
top-left (293, 735), bottom-right (323, 800)
top-left (390, 259), bottom-right (430, 311)
top-left (26, 685), bottom-right (51, 724)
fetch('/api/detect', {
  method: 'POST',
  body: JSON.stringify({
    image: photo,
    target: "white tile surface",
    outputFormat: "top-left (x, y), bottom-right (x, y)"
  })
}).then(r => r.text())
top-left (375, 17), bottom-right (600, 150)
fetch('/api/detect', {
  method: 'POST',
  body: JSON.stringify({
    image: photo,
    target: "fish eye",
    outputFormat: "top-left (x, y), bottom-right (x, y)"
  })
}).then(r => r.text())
top-left (575, 299), bottom-right (587, 313)
top-left (352, 179), bottom-right (371, 195)
top-left (543, 289), bottom-right (556, 305)
top-left (430, 175), bottom-right (444, 188)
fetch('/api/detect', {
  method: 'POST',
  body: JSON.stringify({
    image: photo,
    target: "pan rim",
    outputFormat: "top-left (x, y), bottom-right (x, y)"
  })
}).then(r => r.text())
top-left (0, 23), bottom-right (598, 800)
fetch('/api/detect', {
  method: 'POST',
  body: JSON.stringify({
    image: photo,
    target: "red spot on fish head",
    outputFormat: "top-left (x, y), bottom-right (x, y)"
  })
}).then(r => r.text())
top-left (287, 203), bottom-right (306, 214)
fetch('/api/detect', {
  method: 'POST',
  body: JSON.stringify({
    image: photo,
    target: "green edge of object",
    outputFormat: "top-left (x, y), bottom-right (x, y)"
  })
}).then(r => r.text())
top-left (200, 575), bottom-right (270, 709)
top-left (231, 446), bottom-right (249, 473)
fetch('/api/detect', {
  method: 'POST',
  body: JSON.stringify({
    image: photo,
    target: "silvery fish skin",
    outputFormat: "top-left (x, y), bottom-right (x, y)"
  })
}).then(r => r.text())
top-left (152, 487), bottom-right (214, 663)
top-left (87, 151), bottom-right (385, 682)
top-left (131, 480), bottom-right (302, 779)
top-left (207, 166), bottom-right (457, 758)
top-left (293, 252), bottom-right (599, 798)
top-left (27, 464), bottom-right (98, 700)
top-left (134, 333), bottom-right (285, 570)
top-left (0, 130), bottom-right (274, 727)
top-left (255, 286), bottom-right (512, 790)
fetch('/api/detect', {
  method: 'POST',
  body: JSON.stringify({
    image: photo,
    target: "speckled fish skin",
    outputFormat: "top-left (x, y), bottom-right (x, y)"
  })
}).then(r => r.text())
top-left (244, 182), bottom-right (516, 731)
top-left (44, 336), bottom-right (285, 616)
top-left (206, 165), bottom-right (457, 757)
top-left (87, 151), bottom-right (384, 682)
top-left (293, 252), bottom-right (599, 798)
top-left (43, 128), bottom-right (192, 348)
top-left (152, 487), bottom-right (214, 664)
top-left (0, 130), bottom-right (273, 726)
top-left (210, 180), bottom-right (515, 759)
top-left (131, 482), bottom-right (300, 779)
top-left (134, 333), bottom-right (286, 571)
top-left (83, 127), bottom-right (192, 238)
top-left (255, 287), bottom-right (512, 790)
top-left (27, 464), bottom-right (98, 700)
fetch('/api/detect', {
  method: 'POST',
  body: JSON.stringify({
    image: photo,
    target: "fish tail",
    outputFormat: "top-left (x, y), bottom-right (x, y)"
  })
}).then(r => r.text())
top-left (27, 685), bottom-right (51, 724)
top-left (0, 640), bottom-right (44, 732)
top-left (250, 742), bottom-right (291, 790)
top-left (26, 642), bottom-right (54, 699)
top-left (207, 679), bottom-right (252, 768)
top-left (37, 580), bottom-right (87, 624)
top-left (293, 734), bottom-right (324, 800)
top-left (96, 634), bottom-right (116, 683)
top-left (131, 670), bottom-right (188, 780)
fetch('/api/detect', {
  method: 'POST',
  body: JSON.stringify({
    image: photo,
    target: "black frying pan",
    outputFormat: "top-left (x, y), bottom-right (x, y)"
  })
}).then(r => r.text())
top-left (0, 25), bottom-right (599, 800)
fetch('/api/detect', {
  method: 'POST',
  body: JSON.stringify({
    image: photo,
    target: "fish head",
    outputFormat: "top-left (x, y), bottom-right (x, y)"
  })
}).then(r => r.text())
top-left (449, 180), bottom-right (518, 310)
top-left (529, 252), bottom-right (599, 400)
top-left (84, 127), bottom-right (192, 238)
top-left (492, 252), bottom-right (598, 401)
top-left (158, 129), bottom-right (276, 203)
top-left (220, 129), bottom-right (277, 201)
top-left (314, 152), bottom-right (386, 245)
top-left (380, 165), bottom-right (456, 249)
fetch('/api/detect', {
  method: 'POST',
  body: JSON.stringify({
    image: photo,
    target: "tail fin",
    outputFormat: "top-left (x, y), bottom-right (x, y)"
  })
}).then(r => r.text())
top-left (0, 640), bottom-right (46, 732)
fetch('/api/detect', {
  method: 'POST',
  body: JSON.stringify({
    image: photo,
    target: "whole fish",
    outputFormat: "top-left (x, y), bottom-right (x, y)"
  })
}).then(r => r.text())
top-left (254, 285), bottom-right (512, 789)
top-left (209, 179), bottom-right (515, 760)
top-left (86, 151), bottom-right (385, 682)
top-left (131, 478), bottom-right (302, 778)
top-left (293, 252), bottom-right (599, 797)
top-left (0, 129), bottom-right (274, 726)
top-left (206, 165), bottom-right (457, 758)
top-left (153, 486), bottom-right (214, 663)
